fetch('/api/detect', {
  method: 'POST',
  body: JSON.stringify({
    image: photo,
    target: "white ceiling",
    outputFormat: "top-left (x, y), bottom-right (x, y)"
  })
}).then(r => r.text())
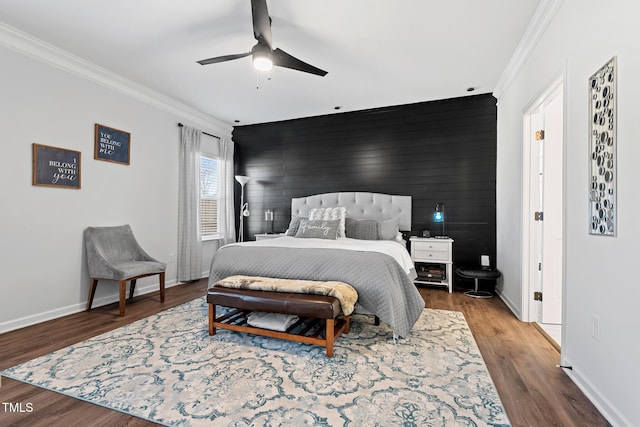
top-left (0, 0), bottom-right (540, 126)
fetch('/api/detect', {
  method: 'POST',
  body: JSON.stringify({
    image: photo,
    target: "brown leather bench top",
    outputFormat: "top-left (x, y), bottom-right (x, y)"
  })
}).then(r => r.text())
top-left (207, 286), bottom-right (342, 319)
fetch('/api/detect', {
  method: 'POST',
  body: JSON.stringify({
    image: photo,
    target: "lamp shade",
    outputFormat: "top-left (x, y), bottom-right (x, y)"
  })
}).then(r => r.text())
top-left (235, 175), bottom-right (251, 186)
top-left (433, 202), bottom-right (448, 238)
top-left (433, 202), bottom-right (445, 222)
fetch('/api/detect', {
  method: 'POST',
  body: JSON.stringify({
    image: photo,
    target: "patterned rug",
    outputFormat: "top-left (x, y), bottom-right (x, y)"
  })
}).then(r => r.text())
top-left (2, 297), bottom-right (510, 426)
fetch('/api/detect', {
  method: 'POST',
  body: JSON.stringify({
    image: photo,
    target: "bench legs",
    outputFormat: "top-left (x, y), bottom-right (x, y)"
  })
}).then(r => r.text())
top-left (208, 304), bottom-right (217, 336)
top-left (326, 319), bottom-right (335, 357)
top-left (208, 303), bottom-right (349, 357)
top-left (326, 316), bottom-right (350, 356)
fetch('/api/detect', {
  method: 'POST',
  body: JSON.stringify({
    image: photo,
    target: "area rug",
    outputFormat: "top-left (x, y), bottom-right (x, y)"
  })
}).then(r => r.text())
top-left (2, 297), bottom-right (510, 426)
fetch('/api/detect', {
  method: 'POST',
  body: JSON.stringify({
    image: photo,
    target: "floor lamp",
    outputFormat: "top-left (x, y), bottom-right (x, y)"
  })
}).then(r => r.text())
top-left (235, 175), bottom-right (251, 242)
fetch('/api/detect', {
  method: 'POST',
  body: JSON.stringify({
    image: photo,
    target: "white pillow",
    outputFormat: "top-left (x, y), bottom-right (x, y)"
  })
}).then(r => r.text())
top-left (308, 207), bottom-right (347, 238)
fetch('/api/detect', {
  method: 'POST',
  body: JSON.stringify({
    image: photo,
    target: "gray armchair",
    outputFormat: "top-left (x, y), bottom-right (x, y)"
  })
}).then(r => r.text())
top-left (85, 225), bottom-right (166, 316)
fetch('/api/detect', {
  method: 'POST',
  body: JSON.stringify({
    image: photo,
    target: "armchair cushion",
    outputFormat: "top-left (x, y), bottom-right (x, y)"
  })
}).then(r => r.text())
top-left (108, 260), bottom-right (167, 280)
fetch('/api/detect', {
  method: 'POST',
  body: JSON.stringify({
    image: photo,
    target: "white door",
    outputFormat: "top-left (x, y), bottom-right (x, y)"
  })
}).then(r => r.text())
top-left (525, 82), bottom-right (564, 328)
top-left (540, 89), bottom-right (563, 324)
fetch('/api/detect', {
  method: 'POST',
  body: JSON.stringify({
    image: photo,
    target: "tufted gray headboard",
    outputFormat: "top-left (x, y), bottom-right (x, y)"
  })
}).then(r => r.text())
top-left (291, 192), bottom-right (412, 231)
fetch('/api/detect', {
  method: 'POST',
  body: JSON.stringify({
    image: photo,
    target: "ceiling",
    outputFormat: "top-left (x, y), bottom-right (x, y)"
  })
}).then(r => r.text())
top-left (0, 0), bottom-right (540, 126)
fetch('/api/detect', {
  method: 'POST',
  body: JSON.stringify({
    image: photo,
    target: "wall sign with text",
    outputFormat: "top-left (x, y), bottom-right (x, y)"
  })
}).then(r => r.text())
top-left (94, 123), bottom-right (130, 165)
top-left (32, 143), bottom-right (81, 189)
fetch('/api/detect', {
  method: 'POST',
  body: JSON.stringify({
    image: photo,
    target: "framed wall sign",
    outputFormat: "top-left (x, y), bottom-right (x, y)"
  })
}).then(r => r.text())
top-left (32, 143), bottom-right (81, 189)
top-left (588, 56), bottom-right (616, 236)
top-left (94, 123), bottom-right (130, 165)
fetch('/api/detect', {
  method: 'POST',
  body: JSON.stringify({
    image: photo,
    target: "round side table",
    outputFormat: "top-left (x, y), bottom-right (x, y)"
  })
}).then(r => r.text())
top-left (456, 267), bottom-right (502, 299)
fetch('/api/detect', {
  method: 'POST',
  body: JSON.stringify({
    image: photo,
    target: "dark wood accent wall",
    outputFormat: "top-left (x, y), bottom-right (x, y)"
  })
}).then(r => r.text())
top-left (232, 93), bottom-right (497, 269)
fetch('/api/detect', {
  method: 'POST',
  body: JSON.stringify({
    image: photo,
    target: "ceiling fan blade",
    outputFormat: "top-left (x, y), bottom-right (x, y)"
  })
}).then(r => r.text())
top-left (251, 0), bottom-right (272, 48)
top-left (198, 1), bottom-right (327, 77)
top-left (197, 52), bottom-right (252, 65)
top-left (272, 48), bottom-right (328, 76)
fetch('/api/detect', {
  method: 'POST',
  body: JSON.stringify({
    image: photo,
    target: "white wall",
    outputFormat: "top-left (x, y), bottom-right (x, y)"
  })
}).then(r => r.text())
top-left (0, 44), bottom-right (228, 332)
top-left (496, 1), bottom-right (640, 425)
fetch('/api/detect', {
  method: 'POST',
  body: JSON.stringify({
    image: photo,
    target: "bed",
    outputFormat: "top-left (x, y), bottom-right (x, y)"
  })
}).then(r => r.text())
top-left (207, 192), bottom-right (424, 338)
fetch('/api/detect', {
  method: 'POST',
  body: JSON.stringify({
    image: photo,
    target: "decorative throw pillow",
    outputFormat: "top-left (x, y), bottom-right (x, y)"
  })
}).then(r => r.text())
top-left (295, 219), bottom-right (340, 239)
top-left (285, 216), bottom-right (305, 236)
top-left (377, 219), bottom-right (399, 240)
top-left (308, 207), bottom-right (347, 238)
top-left (345, 218), bottom-right (379, 240)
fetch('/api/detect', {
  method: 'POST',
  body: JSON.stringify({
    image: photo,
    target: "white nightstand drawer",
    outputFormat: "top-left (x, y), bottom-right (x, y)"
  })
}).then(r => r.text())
top-left (412, 241), bottom-right (449, 253)
top-left (413, 249), bottom-right (450, 261)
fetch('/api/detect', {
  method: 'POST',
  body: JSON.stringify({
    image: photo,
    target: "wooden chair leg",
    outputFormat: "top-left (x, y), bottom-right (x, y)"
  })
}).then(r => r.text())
top-left (128, 279), bottom-right (137, 300)
top-left (344, 316), bottom-right (351, 334)
top-left (119, 280), bottom-right (127, 316)
top-left (159, 272), bottom-right (166, 303)
top-left (86, 278), bottom-right (99, 311)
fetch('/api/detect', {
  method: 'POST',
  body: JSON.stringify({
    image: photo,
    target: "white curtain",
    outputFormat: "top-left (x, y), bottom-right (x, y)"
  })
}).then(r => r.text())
top-left (177, 125), bottom-right (202, 281)
top-left (218, 136), bottom-right (236, 245)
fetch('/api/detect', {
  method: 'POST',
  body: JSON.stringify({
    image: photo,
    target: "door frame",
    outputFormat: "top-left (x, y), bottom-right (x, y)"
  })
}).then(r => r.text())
top-left (520, 73), bottom-right (566, 332)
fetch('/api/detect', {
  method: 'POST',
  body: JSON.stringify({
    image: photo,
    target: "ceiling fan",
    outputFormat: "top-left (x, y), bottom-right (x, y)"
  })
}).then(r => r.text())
top-left (197, 0), bottom-right (327, 77)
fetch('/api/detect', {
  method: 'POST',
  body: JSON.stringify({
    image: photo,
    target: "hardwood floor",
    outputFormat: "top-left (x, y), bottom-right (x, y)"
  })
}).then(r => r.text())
top-left (419, 287), bottom-right (610, 427)
top-left (0, 280), bottom-right (610, 426)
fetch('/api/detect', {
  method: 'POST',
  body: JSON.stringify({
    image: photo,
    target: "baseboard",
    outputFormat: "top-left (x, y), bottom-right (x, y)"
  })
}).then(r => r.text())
top-left (494, 288), bottom-right (522, 320)
top-left (562, 359), bottom-right (631, 427)
top-left (531, 322), bottom-right (561, 352)
top-left (0, 279), bottom-right (180, 334)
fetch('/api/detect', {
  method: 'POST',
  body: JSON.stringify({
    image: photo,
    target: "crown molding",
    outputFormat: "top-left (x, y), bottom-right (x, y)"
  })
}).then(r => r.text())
top-left (493, 0), bottom-right (564, 100)
top-left (0, 22), bottom-right (233, 136)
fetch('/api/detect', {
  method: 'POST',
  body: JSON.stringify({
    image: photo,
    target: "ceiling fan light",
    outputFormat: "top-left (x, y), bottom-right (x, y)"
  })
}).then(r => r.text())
top-left (253, 54), bottom-right (273, 71)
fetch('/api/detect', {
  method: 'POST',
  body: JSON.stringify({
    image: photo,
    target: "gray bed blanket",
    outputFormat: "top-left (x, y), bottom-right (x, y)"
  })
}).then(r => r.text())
top-left (208, 246), bottom-right (425, 338)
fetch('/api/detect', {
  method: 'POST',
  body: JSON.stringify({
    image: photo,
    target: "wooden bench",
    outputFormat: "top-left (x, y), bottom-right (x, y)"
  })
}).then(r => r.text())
top-left (207, 286), bottom-right (350, 357)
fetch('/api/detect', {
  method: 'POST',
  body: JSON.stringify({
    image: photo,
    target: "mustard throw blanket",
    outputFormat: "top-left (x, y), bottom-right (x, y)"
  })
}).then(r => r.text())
top-left (213, 275), bottom-right (358, 316)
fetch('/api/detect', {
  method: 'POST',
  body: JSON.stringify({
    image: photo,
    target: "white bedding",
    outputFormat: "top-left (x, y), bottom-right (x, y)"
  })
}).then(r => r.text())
top-left (225, 236), bottom-right (416, 277)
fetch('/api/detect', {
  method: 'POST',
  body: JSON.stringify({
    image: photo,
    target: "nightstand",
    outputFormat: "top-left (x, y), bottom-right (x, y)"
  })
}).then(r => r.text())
top-left (409, 237), bottom-right (454, 293)
top-left (255, 233), bottom-right (285, 241)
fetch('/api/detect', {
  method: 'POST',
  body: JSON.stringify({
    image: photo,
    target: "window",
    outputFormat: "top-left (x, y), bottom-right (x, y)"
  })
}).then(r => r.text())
top-left (200, 155), bottom-right (219, 239)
